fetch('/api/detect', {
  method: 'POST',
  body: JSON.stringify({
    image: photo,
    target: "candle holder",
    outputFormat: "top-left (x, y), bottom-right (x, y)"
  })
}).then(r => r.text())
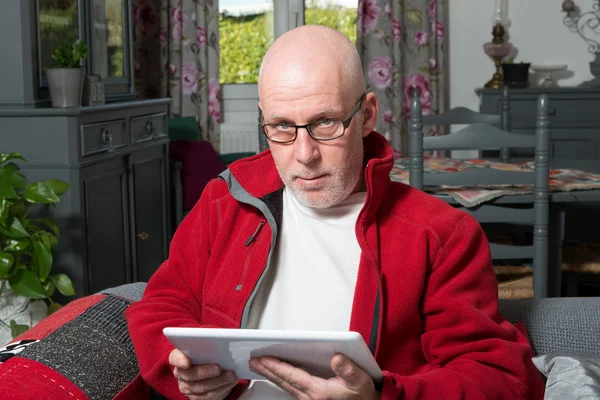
top-left (562, 0), bottom-right (600, 87)
top-left (483, 24), bottom-right (513, 89)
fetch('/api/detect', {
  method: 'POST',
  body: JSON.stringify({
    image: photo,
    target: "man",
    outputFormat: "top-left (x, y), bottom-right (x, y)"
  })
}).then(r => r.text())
top-left (126, 25), bottom-right (544, 399)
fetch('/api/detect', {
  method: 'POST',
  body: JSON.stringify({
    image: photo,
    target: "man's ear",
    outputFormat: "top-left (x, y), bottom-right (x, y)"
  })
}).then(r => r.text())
top-left (361, 92), bottom-right (379, 137)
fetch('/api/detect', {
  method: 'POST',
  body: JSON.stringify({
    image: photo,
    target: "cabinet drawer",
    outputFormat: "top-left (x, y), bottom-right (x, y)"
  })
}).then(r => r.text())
top-left (80, 119), bottom-right (127, 157)
top-left (552, 139), bottom-right (598, 160)
top-left (131, 113), bottom-right (168, 144)
top-left (503, 98), bottom-right (600, 129)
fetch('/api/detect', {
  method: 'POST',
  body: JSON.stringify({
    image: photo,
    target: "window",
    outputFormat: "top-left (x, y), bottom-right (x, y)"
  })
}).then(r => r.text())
top-left (218, 0), bottom-right (357, 126)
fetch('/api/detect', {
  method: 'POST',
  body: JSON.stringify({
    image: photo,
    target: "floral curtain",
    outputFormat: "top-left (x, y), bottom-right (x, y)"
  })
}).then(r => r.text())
top-left (357, 0), bottom-right (446, 157)
top-left (132, 0), bottom-right (221, 150)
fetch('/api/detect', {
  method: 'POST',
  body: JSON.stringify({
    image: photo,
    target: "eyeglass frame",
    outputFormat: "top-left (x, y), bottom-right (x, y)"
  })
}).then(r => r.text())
top-left (261, 92), bottom-right (367, 143)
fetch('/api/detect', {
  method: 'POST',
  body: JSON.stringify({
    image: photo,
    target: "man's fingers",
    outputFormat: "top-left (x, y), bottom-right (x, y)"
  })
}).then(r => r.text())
top-left (249, 357), bottom-right (308, 398)
top-left (177, 370), bottom-right (238, 396)
top-left (212, 379), bottom-right (240, 400)
top-left (169, 348), bottom-right (192, 369)
top-left (174, 363), bottom-right (222, 381)
top-left (331, 353), bottom-right (369, 388)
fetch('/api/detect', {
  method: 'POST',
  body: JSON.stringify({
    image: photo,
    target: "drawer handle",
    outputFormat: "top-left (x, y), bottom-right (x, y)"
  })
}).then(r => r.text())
top-left (146, 120), bottom-right (160, 140)
top-left (101, 128), bottom-right (114, 152)
top-left (137, 232), bottom-right (149, 240)
top-left (146, 121), bottom-right (154, 135)
top-left (548, 107), bottom-right (556, 116)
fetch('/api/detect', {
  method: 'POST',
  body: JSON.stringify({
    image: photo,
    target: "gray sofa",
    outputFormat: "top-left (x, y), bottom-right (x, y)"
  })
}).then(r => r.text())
top-left (1, 282), bottom-right (598, 399)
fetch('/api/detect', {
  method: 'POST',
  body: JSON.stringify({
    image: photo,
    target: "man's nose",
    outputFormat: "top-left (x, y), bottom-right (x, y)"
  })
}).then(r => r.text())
top-left (293, 127), bottom-right (320, 165)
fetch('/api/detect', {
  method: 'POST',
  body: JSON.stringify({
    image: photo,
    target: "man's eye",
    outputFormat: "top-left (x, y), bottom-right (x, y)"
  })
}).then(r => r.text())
top-left (277, 122), bottom-right (292, 130)
top-left (317, 118), bottom-right (334, 127)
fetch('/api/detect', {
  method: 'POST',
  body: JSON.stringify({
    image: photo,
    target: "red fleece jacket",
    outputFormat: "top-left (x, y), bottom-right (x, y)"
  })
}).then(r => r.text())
top-left (126, 132), bottom-right (545, 399)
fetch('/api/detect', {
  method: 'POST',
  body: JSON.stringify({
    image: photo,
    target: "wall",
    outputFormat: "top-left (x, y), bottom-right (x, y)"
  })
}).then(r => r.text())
top-left (448, 0), bottom-right (595, 111)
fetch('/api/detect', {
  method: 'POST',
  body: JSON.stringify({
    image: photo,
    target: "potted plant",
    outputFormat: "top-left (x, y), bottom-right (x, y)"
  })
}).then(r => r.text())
top-left (46, 39), bottom-right (88, 108)
top-left (501, 57), bottom-right (531, 88)
top-left (0, 153), bottom-right (75, 343)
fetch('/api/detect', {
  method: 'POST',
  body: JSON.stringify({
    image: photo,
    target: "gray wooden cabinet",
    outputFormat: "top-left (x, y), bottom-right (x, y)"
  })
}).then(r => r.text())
top-left (477, 87), bottom-right (600, 160)
top-left (0, 99), bottom-right (171, 297)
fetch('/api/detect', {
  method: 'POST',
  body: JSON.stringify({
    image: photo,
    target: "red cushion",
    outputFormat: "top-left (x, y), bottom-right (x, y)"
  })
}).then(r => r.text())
top-left (0, 357), bottom-right (88, 400)
top-left (0, 293), bottom-right (150, 400)
top-left (169, 140), bottom-right (227, 211)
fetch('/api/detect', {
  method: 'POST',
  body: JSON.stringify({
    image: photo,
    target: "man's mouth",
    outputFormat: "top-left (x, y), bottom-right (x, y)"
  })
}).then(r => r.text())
top-left (295, 174), bottom-right (327, 185)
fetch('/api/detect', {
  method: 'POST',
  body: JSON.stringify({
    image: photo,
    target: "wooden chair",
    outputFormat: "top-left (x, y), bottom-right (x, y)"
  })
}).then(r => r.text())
top-left (408, 89), bottom-right (552, 298)
top-left (422, 87), bottom-right (512, 161)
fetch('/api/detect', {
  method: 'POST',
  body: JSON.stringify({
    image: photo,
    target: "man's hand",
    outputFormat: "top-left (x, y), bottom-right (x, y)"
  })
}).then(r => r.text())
top-left (169, 348), bottom-right (239, 400)
top-left (248, 353), bottom-right (381, 400)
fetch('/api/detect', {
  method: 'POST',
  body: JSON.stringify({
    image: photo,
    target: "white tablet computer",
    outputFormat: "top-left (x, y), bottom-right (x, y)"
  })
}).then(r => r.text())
top-left (163, 328), bottom-right (383, 382)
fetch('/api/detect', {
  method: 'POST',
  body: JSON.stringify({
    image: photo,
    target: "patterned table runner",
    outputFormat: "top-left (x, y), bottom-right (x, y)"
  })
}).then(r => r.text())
top-left (391, 157), bottom-right (600, 207)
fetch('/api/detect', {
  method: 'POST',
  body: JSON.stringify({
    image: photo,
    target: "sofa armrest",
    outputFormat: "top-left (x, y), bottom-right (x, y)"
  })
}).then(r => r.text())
top-left (499, 297), bottom-right (600, 356)
top-left (0, 282), bottom-right (152, 400)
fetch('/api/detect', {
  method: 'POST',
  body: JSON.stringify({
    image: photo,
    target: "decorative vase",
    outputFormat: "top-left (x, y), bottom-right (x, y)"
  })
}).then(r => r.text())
top-left (0, 281), bottom-right (48, 346)
top-left (46, 68), bottom-right (84, 108)
top-left (501, 63), bottom-right (531, 88)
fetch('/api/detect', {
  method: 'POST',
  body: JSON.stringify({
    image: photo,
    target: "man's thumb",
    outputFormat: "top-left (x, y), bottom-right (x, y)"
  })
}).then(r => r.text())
top-left (331, 353), bottom-right (362, 385)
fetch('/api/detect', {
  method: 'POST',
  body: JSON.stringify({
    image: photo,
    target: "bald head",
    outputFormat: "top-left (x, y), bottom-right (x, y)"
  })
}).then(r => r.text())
top-left (258, 25), bottom-right (365, 102)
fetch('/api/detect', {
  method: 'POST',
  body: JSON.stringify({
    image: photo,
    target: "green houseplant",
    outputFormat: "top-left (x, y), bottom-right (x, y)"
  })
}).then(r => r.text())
top-left (51, 39), bottom-right (88, 68)
top-left (0, 153), bottom-right (75, 339)
top-left (46, 39), bottom-right (88, 108)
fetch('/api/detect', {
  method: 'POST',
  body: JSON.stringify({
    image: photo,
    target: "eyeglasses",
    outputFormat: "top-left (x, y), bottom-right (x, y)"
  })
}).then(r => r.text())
top-left (261, 93), bottom-right (367, 143)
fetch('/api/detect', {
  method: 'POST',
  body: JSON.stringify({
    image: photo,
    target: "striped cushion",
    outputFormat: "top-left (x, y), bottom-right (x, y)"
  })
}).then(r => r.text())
top-left (0, 292), bottom-right (150, 400)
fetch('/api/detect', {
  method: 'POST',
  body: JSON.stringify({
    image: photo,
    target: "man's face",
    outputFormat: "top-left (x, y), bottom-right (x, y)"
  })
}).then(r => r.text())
top-left (260, 80), bottom-right (366, 209)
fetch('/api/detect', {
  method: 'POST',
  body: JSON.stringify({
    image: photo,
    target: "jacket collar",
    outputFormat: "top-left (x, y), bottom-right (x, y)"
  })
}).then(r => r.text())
top-left (227, 131), bottom-right (394, 207)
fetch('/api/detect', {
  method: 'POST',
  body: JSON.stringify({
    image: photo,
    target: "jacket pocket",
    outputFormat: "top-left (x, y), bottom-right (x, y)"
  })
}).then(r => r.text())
top-left (236, 220), bottom-right (266, 291)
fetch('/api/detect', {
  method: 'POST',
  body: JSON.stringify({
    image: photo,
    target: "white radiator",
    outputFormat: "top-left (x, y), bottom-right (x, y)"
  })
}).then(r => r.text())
top-left (220, 123), bottom-right (260, 154)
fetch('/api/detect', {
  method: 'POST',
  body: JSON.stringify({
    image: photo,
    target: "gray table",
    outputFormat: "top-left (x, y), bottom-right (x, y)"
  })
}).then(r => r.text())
top-left (422, 159), bottom-right (600, 297)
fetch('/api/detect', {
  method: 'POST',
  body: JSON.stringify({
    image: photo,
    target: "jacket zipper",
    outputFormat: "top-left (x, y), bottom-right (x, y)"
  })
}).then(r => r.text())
top-left (236, 220), bottom-right (266, 290)
top-left (358, 163), bottom-right (382, 356)
top-left (244, 220), bottom-right (265, 246)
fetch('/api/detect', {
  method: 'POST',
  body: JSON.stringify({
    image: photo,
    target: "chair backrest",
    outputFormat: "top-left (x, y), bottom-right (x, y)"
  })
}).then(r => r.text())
top-left (408, 89), bottom-right (552, 297)
top-left (168, 116), bottom-right (201, 141)
top-left (423, 87), bottom-right (512, 160)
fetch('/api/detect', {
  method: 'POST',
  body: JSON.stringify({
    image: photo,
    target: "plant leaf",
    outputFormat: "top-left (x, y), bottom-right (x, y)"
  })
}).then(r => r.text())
top-left (48, 302), bottom-right (62, 315)
top-left (43, 179), bottom-right (69, 196)
top-left (40, 231), bottom-right (52, 250)
top-left (0, 153), bottom-right (26, 164)
top-left (10, 320), bottom-right (30, 339)
top-left (8, 217), bottom-right (29, 238)
top-left (8, 262), bottom-right (26, 277)
top-left (1, 162), bottom-right (19, 174)
top-left (0, 199), bottom-right (10, 225)
top-left (8, 269), bottom-right (48, 299)
top-left (10, 202), bottom-right (25, 219)
top-left (50, 273), bottom-right (75, 296)
top-left (40, 218), bottom-right (60, 237)
top-left (0, 251), bottom-right (15, 277)
top-left (49, 233), bottom-right (58, 250)
top-left (3, 239), bottom-right (30, 252)
top-left (44, 280), bottom-right (55, 298)
top-left (0, 217), bottom-right (29, 239)
top-left (33, 241), bottom-right (52, 281)
top-left (0, 180), bottom-right (17, 199)
top-left (24, 183), bottom-right (60, 204)
top-left (0, 167), bottom-right (27, 189)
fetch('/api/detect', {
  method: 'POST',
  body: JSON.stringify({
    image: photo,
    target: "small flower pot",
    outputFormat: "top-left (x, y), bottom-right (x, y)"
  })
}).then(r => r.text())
top-left (46, 68), bottom-right (84, 107)
top-left (501, 63), bottom-right (531, 88)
